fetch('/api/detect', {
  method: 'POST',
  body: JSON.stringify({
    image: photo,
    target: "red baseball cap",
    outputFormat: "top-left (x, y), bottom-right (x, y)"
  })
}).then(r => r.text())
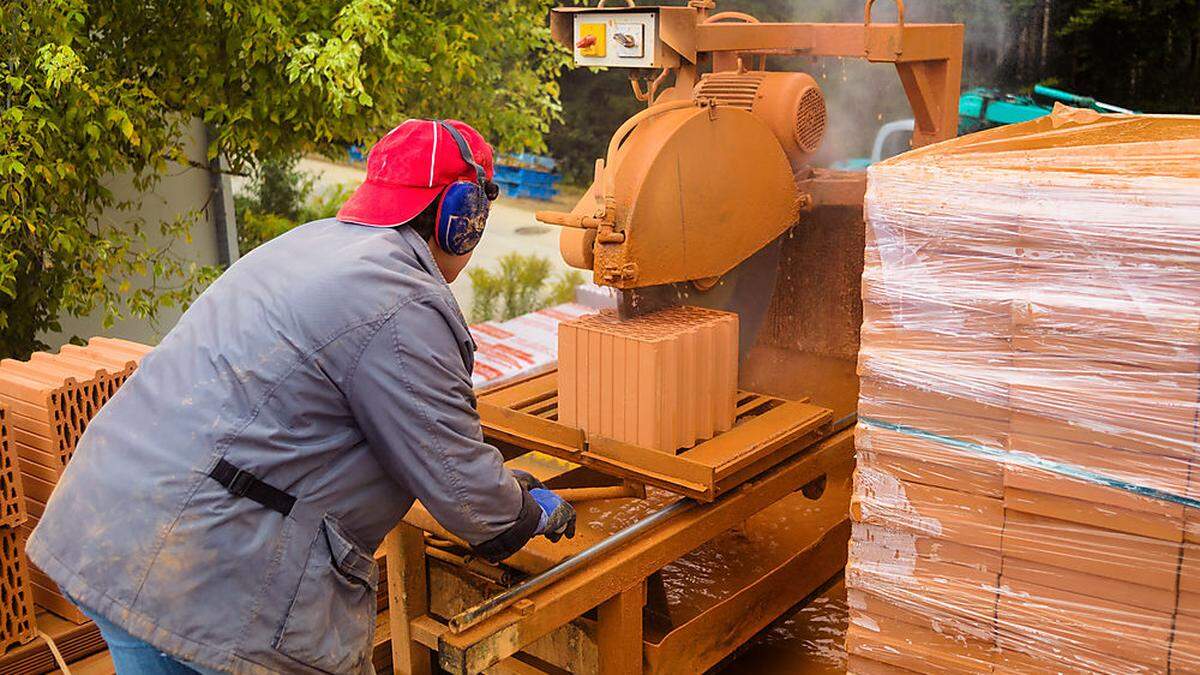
top-left (337, 119), bottom-right (495, 227)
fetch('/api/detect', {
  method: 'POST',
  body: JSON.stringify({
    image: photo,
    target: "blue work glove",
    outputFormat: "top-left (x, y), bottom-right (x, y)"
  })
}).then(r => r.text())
top-left (530, 488), bottom-right (577, 543)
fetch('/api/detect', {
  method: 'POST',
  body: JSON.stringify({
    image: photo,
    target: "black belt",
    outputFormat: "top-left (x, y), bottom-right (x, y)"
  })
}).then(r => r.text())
top-left (208, 459), bottom-right (296, 517)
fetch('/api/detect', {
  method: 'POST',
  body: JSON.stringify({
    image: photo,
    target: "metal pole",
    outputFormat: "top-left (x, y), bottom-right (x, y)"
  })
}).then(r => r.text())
top-left (1094, 101), bottom-right (1136, 115)
top-left (447, 498), bottom-right (693, 633)
top-left (204, 124), bottom-right (240, 267)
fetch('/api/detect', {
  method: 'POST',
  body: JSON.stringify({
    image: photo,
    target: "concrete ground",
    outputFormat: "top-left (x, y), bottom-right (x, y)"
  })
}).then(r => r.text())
top-left (294, 157), bottom-right (580, 320)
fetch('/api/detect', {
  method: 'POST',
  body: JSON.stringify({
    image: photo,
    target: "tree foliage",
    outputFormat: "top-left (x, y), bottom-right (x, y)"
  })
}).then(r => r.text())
top-left (1, 0), bottom-right (567, 358)
top-left (233, 157), bottom-right (356, 253)
top-left (467, 252), bottom-right (583, 323)
top-left (1047, 0), bottom-right (1199, 112)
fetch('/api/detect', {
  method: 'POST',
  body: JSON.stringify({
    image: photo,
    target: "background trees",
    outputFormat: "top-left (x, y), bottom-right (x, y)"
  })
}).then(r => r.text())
top-left (1, 0), bottom-right (566, 357)
top-left (548, 0), bottom-right (1200, 182)
top-left (4, 0), bottom-right (1197, 357)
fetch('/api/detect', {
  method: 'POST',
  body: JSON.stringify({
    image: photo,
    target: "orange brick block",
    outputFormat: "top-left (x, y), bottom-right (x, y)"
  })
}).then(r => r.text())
top-left (0, 337), bottom-right (149, 623)
top-left (1002, 508), bottom-right (1182, 594)
top-left (0, 406), bottom-right (24, 529)
top-left (852, 522), bottom-right (1001, 575)
top-left (1001, 557), bottom-right (1176, 614)
top-left (850, 470), bottom-right (1003, 552)
top-left (1003, 467), bottom-right (1184, 542)
top-left (996, 577), bottom-right (1173, 673)
top-left (856, 425), bottom-right (1002, 497)
top-left (846, 604), bottom-right (996, 675)
top-left (1172, 611), bottom-right (1200, 672)
top-left (0, 528), bottom-right (35, 651)
top-left (858, 377), bottom-right (1008, 448)
top-left (847, 654), bottom-right (923, 675)
top-left (557, 306), bottom-right (737, 452)
top-left (846, 550), bottom-right (998, 640)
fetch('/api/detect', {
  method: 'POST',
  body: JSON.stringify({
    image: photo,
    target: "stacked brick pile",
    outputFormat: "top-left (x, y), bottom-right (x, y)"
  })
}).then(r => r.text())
top-left (0, 405), bottom-right (36, 651)
top-left (557, 305), bottom-right (738, 452)
top-left (0, 337), bottom-right (151, 624)
top-left (847, 109), bottom-right (1200, 674)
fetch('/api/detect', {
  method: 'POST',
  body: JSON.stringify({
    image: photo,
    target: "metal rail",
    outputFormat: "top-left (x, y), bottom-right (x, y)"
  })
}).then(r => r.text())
top-left (447, 498), bottom-right (693, 633)
top-left (832, 411), bottom-right (858, 432)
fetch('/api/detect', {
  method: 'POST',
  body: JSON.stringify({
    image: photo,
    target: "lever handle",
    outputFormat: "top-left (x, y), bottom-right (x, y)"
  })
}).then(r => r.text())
top-left (536, 210), bottom-right (595, 229)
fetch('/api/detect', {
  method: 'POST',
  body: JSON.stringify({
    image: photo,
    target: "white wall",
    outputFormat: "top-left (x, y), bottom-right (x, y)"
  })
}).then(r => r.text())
top-left (41, 118), bottom-right (236, 349)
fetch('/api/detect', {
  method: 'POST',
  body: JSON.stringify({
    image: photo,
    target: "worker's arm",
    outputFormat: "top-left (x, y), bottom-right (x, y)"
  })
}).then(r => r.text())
top-left (348, 294), bottom-right (558, 562)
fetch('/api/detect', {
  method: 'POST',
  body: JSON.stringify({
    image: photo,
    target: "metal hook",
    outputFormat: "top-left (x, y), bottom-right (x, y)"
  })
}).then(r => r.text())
top-left (863, 0), bottom-right (906, 26)
top-left (863, 0), bottom-right (905, 56)
top-left (631, 67), bottom-right (673, 104)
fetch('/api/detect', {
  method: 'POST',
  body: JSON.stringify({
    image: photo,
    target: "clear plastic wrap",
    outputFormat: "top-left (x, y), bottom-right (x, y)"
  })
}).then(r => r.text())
top-left (847, 107), bottom-right (1200, 674)
top-left (468, 302), bottom-right (596, 390)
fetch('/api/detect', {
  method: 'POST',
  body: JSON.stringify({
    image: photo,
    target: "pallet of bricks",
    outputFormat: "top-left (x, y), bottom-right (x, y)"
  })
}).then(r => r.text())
top-left (847, 107), bottom-right (1200, 674)
top-left (0, 338), bottom-right (150, 667)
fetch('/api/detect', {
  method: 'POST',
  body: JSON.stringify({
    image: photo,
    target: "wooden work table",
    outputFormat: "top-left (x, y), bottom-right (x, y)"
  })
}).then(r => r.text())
top-left (385, 427), bottom-right (853, 675)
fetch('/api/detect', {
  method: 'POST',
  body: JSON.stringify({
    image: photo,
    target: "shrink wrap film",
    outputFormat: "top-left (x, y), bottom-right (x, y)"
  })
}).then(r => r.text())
top-left (848, 109), bottom-right (1200, 673)
top-left (468, 302), bottom-right (596, 391)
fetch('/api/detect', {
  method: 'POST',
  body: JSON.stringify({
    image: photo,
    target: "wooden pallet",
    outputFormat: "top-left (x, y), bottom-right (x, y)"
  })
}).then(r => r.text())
top-left (478, 371), bottom-right (833, 500)
top-left (0, 611), bottom-right (106, 674)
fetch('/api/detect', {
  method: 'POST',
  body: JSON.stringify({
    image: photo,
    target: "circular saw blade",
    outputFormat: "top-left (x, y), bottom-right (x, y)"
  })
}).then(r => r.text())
top-left (618, 234), bottom-right (785, 363)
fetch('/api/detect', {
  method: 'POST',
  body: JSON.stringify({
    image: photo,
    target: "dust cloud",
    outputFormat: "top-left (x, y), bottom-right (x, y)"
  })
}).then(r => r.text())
top-left (717, 0), bottom-right (1016, 161)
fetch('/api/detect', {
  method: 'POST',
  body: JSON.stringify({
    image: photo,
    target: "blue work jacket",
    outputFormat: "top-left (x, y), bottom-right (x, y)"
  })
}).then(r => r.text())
top-left (27, 220), bottom-right (539, 674)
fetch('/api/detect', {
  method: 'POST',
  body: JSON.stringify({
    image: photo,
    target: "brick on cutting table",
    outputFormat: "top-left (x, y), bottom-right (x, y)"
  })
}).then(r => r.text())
top-left (557, 306), bottom-right (738, 453)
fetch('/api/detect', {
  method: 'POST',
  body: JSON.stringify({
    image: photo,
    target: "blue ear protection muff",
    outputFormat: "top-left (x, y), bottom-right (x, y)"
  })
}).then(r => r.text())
top-left (434, 121), bottom-right (498, 256)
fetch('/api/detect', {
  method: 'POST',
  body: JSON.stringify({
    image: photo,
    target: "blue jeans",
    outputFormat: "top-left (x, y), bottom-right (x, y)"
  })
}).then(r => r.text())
top-left (70, 597), bottom-right (217, 674)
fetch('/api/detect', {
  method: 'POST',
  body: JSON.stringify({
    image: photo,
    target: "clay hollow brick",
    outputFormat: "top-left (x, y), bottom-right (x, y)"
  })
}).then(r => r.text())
top-left (557, 306), bottom-right (738, 453)
top-left (0, 337), bottom-right (149, 623)
top-left (0, 527), bottom-right (36, 651)
top-left (0, 406), bottom-right (25, 530)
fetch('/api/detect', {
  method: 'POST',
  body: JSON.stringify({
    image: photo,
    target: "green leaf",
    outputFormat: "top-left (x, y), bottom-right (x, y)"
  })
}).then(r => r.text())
top-left (0, 0), bottom-right (566, 358)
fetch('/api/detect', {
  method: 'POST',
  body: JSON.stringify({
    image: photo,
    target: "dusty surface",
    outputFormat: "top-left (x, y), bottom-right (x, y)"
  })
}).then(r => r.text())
top-left (761, 205), bottom-right (864, 361)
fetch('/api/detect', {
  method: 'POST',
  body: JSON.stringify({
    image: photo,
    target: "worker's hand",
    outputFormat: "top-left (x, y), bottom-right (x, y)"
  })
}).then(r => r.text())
top-left (530, 488), bottom-right (577, 543)
top-left (511, 469), bottom-right (544, 493)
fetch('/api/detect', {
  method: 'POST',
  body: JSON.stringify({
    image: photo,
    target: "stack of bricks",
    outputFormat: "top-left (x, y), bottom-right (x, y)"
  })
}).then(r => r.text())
top-left (848, 110), bottom-right (1200, 674)
top-left (0, 337), bottom-right (151, 624)
top-left (557, 305), bottom-right (739, 453)
top-left (0, 404), bottom-right (36, 652)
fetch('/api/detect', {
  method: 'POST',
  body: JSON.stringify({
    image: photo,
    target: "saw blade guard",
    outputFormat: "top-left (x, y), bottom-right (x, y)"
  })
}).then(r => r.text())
top-left (541, 100), bottom-right (800, 290)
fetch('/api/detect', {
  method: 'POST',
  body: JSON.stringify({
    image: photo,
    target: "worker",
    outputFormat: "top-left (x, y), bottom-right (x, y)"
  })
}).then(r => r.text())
top-left (26, 119), bottom-right (577, 674)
